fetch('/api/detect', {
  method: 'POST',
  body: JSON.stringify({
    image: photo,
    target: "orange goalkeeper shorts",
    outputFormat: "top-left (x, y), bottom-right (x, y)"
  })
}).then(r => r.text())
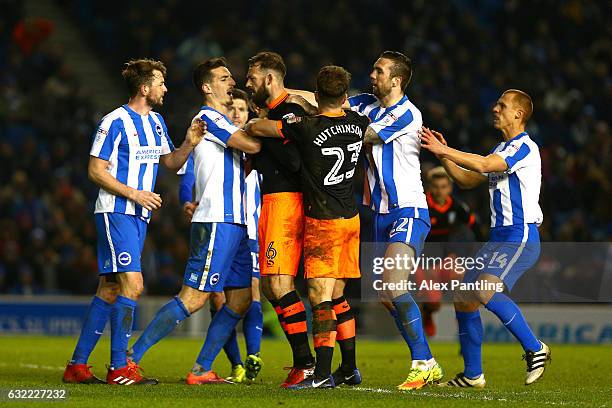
top-left (304, 214), bottom-right (361, 279)
top-left (258, 192), bottom-right (304, 276)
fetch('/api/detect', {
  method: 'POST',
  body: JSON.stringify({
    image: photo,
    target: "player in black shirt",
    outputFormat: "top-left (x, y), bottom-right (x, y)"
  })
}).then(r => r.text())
top-left (420, 166), bottom-right (479, 337)
top-left (247, 66), bottom-right (368, 389)
top-left (244, 52), bottom-right (314, 387)
top-left (427, 166), bottom-right (477, 242)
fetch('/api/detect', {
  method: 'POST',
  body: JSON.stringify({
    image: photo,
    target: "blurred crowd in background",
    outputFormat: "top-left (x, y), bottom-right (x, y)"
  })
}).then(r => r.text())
top-left (1, 0), bottom-right (610, 295)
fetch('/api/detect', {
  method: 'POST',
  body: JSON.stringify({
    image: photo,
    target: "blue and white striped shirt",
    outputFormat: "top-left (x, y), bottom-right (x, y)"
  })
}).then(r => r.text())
top-left (349, 93), bottom-right (428, 216)
top-left (90, 104), bottom-right (174, 220)
top-left (177, 106), bottom-right (245, 225)
top-left (179, 157), bottom-right (261, 239)
top-left (489, 132), bottom-right (543, 227)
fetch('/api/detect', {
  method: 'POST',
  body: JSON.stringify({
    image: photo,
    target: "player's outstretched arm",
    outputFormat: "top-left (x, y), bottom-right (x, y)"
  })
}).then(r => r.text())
top-left (244, 118), bottom-right (282, 138)
top-left (88, 156), bottom-right (162, 211)
top-left (227, 129), bottom-right (262, 154)
top-left (419, 127), bottom-right (488, 189)
top-left (285, 94), bottom-right (318, 116)
top-left (160, 119), bottom-right (206, 171)
top-left (285, 88), bottom-right (351, 110)
top-left (364, 126), bottom-right (384, 144)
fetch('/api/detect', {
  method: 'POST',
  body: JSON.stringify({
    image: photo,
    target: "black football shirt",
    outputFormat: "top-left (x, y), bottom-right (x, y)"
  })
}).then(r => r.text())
top-left (279, 110), bottom-right (369, 219)
top-left (252, 92), bottom-right (306, 195)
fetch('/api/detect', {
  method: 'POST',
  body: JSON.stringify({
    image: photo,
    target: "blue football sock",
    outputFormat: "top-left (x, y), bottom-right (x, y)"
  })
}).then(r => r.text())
top-left (71, 296), bottom-right (111, 364)
top-left (392, 293), bottom-right (432, 361)
top-left (223, 329), bottom-right (242, 366)
top-left (243, 300), bottom-right (263, 355)
top-left (389, 308), bottom-right (412, 348)
top-left (456, 310), bottom-right (483, 378)
top-left (211, 305), bottom-right (242, 366)
top-left (110, 295), bottom-right (137, 370)
top-left (485, 292), bottom-right (541, 352)
top-left (131, 296), bottom-right (190, 364)
top-left (196, 305), bottom-right (242, 371)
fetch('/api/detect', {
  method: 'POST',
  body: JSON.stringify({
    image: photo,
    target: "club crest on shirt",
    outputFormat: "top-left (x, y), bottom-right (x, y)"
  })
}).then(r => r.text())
top-left (507, 143), bottom-right (519, 153)
top-left (380, 113), bottom-right (397, 126)
top-left (283, 113), bottom-right (301, 124)
top-left (155, 123), bottom-right (164, 137)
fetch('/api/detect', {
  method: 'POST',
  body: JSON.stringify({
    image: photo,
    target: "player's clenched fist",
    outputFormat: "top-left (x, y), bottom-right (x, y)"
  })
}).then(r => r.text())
top-left (186, 119), bottom-right (207, 148)
top-left (129, 189), bottom-right (163, 211)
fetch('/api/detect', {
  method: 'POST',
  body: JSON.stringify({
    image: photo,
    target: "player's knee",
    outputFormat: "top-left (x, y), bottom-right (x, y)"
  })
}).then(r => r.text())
top-left (332, 283), bottom-right (345, 299)
top-left (183, 295), bottom-right (207, 314)
top-left (121, 283), bottom-right (144, 299)
top-left (267, 278), bottom-right (292, 299)
top-left (97, 284), bottom-right (120, 303)
top-left (211, 292), bottom-right (226, 311)
top-left (476, 289), bottom-right (496, 305)
top-left (308, 280), bottom-right (332, 305)
top-left (454, 300), bottom-right (479, 312)
top-left (226, 297), bottom-right (252, 316)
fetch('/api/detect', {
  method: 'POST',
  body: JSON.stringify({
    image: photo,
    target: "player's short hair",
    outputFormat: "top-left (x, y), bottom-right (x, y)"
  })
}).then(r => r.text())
top-left (193, 57), bottom-right (228, 95)
top-left (231, 88), bottom-right (249, 103)
top-left (504, 89), bottom-right (534, 123)
top-left (379, 50), bottom-right (412, 91)
top-left (427, 166), bottom-right (452, 184)
top-left (316, 65), bottom-right (351, 106)
top-left (248, 51), bottom-right (286, 78)
top-left (121, 59), bottom-right (166, 97)
top-left (231, 88), bottom-right (255, 112)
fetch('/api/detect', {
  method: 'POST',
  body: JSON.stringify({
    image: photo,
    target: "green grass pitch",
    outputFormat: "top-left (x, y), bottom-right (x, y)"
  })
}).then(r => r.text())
top-left (0, 336), bottom-right (609, 407)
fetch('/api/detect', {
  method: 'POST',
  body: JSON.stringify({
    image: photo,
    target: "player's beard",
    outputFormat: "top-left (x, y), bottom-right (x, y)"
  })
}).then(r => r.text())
top-left (250, 86), bottom-right (269, 108)
top-left (146, 93), bottom-right (163, 109)
top-left (373, 82), bottom-right (392, 99)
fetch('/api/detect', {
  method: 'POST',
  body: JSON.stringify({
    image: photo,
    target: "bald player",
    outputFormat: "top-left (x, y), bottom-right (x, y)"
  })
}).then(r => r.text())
top-left (420, 89), bottom-right (551, 388)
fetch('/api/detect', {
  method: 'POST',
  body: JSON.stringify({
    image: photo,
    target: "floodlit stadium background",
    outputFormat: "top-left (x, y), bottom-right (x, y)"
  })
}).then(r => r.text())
top-left (1, 0), bottom-right (610, 344)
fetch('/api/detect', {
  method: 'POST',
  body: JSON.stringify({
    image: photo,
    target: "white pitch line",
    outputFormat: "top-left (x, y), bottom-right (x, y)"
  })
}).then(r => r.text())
top-left (345, 387), bottom-right (587, 406)
top-left (0, 361), bottom-right (64, 371)
top-left (350, 387), bottom-right (393, 393)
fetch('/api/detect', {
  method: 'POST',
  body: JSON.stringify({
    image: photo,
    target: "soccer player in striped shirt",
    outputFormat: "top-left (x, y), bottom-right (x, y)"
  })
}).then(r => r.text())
top-left (420, 89), bottom-right (551, 388)
top-left (179, 89), bottom-right (264, 383)
top-left (128, 58), bottom-right (262, 385)
top-left (288, 51), bottom-right (443, 390)
top-left (63, 59), bottom-right (206, 385)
